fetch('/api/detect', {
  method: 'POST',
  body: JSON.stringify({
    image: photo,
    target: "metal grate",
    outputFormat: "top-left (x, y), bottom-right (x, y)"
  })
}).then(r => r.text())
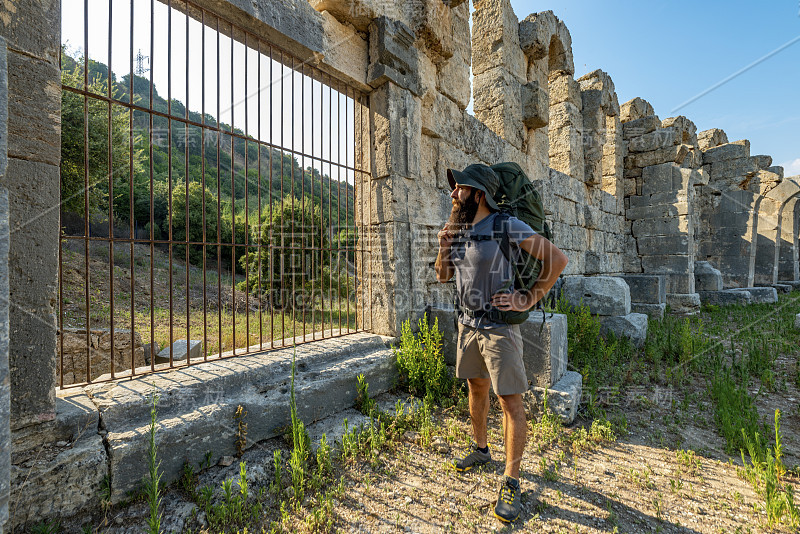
top-left (58, 0), bottom-right (372, 387)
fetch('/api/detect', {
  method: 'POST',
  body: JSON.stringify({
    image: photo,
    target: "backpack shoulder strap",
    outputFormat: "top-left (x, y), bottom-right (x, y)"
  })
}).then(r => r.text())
top-left (492, 213), bottom-right (512, 263)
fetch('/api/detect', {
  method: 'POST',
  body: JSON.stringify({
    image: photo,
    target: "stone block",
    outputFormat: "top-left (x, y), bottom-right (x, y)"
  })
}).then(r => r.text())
top-left (6, 53), bottom-right (61, 167)
top-left (620, 97), bottom-right (655, 123)
top-left (473, 66), bottom-right (524, 149)
top-left (319, 11), bottom-right (369, 87)
top-left (697, 128), bottom-right (728, 150)
top-left (600, 313), bottom-right (648, 347)
top-left (626, 145), bottom-right (691, 170)
top-left (729, 287), bottom-right (778, 304)
top-left (661, 116), bottom-right (697, 145)
top-left (703, 140), bottom-right (750, 163)
top-left (525, 370), bottom-right (582, 424)
top-left (709, 157), bottom-right (759, 179)
top-left (694, 261), bottom-right (723, 291)
top-left (632, 216), bottom-right (689, 238)
top-left (641, 255), bottom-right (692, 275)
top-left (520, 80), bottom-right (548, 129)
top-left (781, 281), bottom-right (800, 292)
top-left (518, 11), bottom-right (574, 74)
top-left (0, 0), bottom-right (60, 63)
top-left (472, 0), bottom-right (525, 78)
top-left (628, 128), bottom-right (677, 153)
top-left (631, 302), bottom-right (666, 320)
top-left (666, 293), bottom-right (701, 314)
top-left (367, 17), bottom-right (421, 96)
top-left (519, 313), bottom-right (567, 388)
top-left (699, 290), bottom-right (752, 306)
top-left (155, 339), bottom-right (203, 363)
top-left (437, 55), bottom-right (471, 110)
top-left (370, 83), bottom-right (421, 180)
top-left (752, 155), bottom-right (773, 170)
top-left (795, 313), bottom-right (800, 331)
top-left (641, 163), bottom-right (691, 195)
top-left (562, 276), bottom-right (631, 316)
top-left (620, 275), bottom-right (665, 304)
top-left (584, 250), bottom-right (607, 275)
top-left (622, 116), bottom-right (660, 140)
top-left (768, 283), bottom-right (792, 294)
top-left (0, 38), bottom-right (6, 179)
top-left (626, 201), bottom-right (689, 221)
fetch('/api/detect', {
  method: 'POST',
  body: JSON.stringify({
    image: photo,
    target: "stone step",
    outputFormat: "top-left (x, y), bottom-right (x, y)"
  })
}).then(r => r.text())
top-left (83, 332), bottom-right (397, 502)
top-left (729, 287), bottom-right (778, 304)
top-left (699, 290), bottom-right (752, 306)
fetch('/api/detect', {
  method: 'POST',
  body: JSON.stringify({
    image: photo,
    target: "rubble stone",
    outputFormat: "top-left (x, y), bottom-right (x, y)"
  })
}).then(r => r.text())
top-left (600, 313), bottom-right (648, 347)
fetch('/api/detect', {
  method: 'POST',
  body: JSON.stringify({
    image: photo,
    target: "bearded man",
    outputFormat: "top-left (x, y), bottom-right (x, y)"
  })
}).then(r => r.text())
top-left (435, 163), bottom-right (568, 523)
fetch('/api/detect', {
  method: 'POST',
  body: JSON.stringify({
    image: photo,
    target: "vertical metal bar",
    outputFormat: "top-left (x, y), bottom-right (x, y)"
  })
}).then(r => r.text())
top-left (318, 71), bottom-right (324, 339)
top-left (367, 92), bottom-right (373, 333)
top-left (244, 32), bottom-right (250, 351)
top-left (216, 14), bottom-right (222, 359)
top-left (184, 1), bottom-right (190, 365)
top-left (336, 81), bottom-right (342, 334)
top-left (107, 0), bottom-right (116, 379)
top-left (290, 55), bottom-right (295, 343)
top-left (129, 0), bottom-right (136, 376)
top-left (167, 0), bottom-right (174, 367)
top-left (279, 50), bottom-right (285, 346)
top-left (344, 86), bottom-right (351, 333)
top-left (83, 0), bottom-right (91, 383)
top-left (230, 21), bottom-right (236, 355)
top-left (311, 68), bottom-right (317, 340)
top-left (257, 38), bottom-right (263, 350)
top-left (300, 61), bottom-right (305, 341)
top-left (269, 45), bottom-right (274, 349)
top-left (327, 74), bottom-right (333, 338)
top-left (149, 0), bottom-right (156, 372)
top-left (201, 8), bottom-right (208, 361)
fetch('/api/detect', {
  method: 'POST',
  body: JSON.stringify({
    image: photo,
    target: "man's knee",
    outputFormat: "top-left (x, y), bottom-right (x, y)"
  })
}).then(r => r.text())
top-left (498, 393), bottom-right (526, 420)
top-left (467, 377), bottom-right (491, 396)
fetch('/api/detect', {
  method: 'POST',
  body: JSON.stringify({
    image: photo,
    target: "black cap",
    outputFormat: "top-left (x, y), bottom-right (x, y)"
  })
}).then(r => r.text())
top-left (446, 164), bottom-right (500, 211)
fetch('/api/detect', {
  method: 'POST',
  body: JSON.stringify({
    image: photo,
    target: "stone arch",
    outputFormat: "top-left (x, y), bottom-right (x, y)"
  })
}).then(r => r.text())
top-left (519, 11), bottom-right (581, 179)
top-left (764, 177), bottom-right (800, 283)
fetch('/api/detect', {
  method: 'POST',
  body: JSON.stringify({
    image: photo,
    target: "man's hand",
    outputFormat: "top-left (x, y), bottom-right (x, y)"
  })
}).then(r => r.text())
top-left (437, 227), bottom-right (455, 249)
top-left (491, 290), bottom-right (534, 312)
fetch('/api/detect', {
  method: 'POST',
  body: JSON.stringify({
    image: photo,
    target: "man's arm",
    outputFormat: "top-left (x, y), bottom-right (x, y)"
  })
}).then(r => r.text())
top-left (491, 233), bottom-right (569, 312)
top-left (435, 229), bottom-right (455, 282)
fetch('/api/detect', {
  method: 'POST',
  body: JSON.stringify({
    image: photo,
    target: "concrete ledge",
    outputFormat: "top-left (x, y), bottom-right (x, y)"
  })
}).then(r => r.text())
top-left (525, 371), bottom-right (582, 425)
top-left (699, 290), bottom-right (752, 306)
top-left (729, 287), bottom-right (778, 304)
top-left (82, 333), bottom-right (396, 502)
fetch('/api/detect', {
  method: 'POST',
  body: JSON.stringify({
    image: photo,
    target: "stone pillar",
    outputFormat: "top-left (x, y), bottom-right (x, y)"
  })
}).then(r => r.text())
top-left (752, 174), bottom-right (796, 285)
top-left (696, 140), bottom-right (765, 287)
top-left (472, 0), bottom-right (526, 150)
top-left (0, 35), bottom-right (9, 534)
top-left (0, 0), bottom-right (61, 430)
top-left (365, 17), bottom-right (425, 336)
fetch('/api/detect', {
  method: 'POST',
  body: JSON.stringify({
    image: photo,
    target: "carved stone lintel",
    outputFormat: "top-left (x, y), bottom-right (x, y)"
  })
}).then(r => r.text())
top-left (367, 16), bottom-right (421, 96)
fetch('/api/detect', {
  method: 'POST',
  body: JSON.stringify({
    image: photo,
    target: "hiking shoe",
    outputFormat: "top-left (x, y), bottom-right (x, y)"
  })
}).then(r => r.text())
top-left (493, 475), bottom-right (521, 523)
top-left (452, 442), bottom-right (491, 472)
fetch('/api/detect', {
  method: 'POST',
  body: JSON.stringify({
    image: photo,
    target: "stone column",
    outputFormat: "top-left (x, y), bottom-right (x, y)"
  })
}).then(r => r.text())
top-left (0, 0), bottom-right (61, 430)
top-left (365, 17), bottom-right (424, 336)
top-left (472, 0), bottom-right (526, 150)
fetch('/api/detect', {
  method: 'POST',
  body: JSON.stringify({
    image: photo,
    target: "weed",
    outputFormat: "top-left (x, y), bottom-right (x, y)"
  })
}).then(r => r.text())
top-left (289, 353), bottom-right (311, 504)
top-left (669, 478), bottom-right (683, 493)
top-left (355, 373), bottom-right (376, 415)
top-left (178, 461), bottom-right (198, 500)
top-left (531, 390), bottom-right (563, 450)
top-left (144, 388), bottom-right (162, 534)
top-left (739, 409), bottom-right (800, 528)
top-left (709, 364), bottom-right (766, 454)
top-left (393, 314), bottom-right (452, 402)
top-left (234, 404), bottom-right (248, 457)
top-left (676, 449), bottom-right (702, 476)
top-left (31, 520), bottom-right (60, 534)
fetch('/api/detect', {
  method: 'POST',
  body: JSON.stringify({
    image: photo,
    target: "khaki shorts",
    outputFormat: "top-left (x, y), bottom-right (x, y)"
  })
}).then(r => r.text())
top-left (455, 323), bottom-right (528, 396)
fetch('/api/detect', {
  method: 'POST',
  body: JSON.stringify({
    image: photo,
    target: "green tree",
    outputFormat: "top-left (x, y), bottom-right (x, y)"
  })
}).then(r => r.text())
top-left (60, 49), bottom-right (143, 218)
top-left (240, 195), bottom-right (329, 308)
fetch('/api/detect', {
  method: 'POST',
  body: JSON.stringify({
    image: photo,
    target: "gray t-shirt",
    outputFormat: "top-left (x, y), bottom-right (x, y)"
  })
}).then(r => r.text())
top-left (451, 212), bottom-right (536, 329)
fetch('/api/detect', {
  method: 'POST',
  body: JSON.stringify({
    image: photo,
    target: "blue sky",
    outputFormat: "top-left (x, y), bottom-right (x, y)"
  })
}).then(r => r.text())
top-left (498, 1), bottom-right (800, 175)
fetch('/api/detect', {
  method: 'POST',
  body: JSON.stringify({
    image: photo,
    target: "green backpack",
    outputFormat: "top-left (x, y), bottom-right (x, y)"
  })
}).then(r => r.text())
top-left (489, 161), bottom-right (553, 325)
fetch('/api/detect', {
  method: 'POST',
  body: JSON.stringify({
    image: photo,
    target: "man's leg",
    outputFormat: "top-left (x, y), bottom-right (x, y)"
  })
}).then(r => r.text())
top-left (467, 377), bottom-right (491, 448)
top-left (497, 393), bottom-right (526, 479)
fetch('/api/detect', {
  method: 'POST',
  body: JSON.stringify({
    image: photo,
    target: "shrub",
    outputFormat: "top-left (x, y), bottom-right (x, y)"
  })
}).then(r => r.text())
top-left (393, 314), bottom-right (452, 402)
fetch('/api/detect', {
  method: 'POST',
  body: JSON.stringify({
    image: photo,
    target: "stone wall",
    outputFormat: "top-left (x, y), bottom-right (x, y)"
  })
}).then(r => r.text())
top-left (1, 0), bottom-right (800, 527)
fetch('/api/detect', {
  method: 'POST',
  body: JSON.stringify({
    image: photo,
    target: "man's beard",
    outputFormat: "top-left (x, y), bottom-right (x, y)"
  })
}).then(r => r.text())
top-left (446, 189), bottom-right (480, 232)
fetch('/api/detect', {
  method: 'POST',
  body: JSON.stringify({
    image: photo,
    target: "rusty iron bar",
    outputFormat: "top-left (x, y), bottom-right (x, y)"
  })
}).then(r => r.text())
top-left (58, 0), bottom-right (369, 387)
